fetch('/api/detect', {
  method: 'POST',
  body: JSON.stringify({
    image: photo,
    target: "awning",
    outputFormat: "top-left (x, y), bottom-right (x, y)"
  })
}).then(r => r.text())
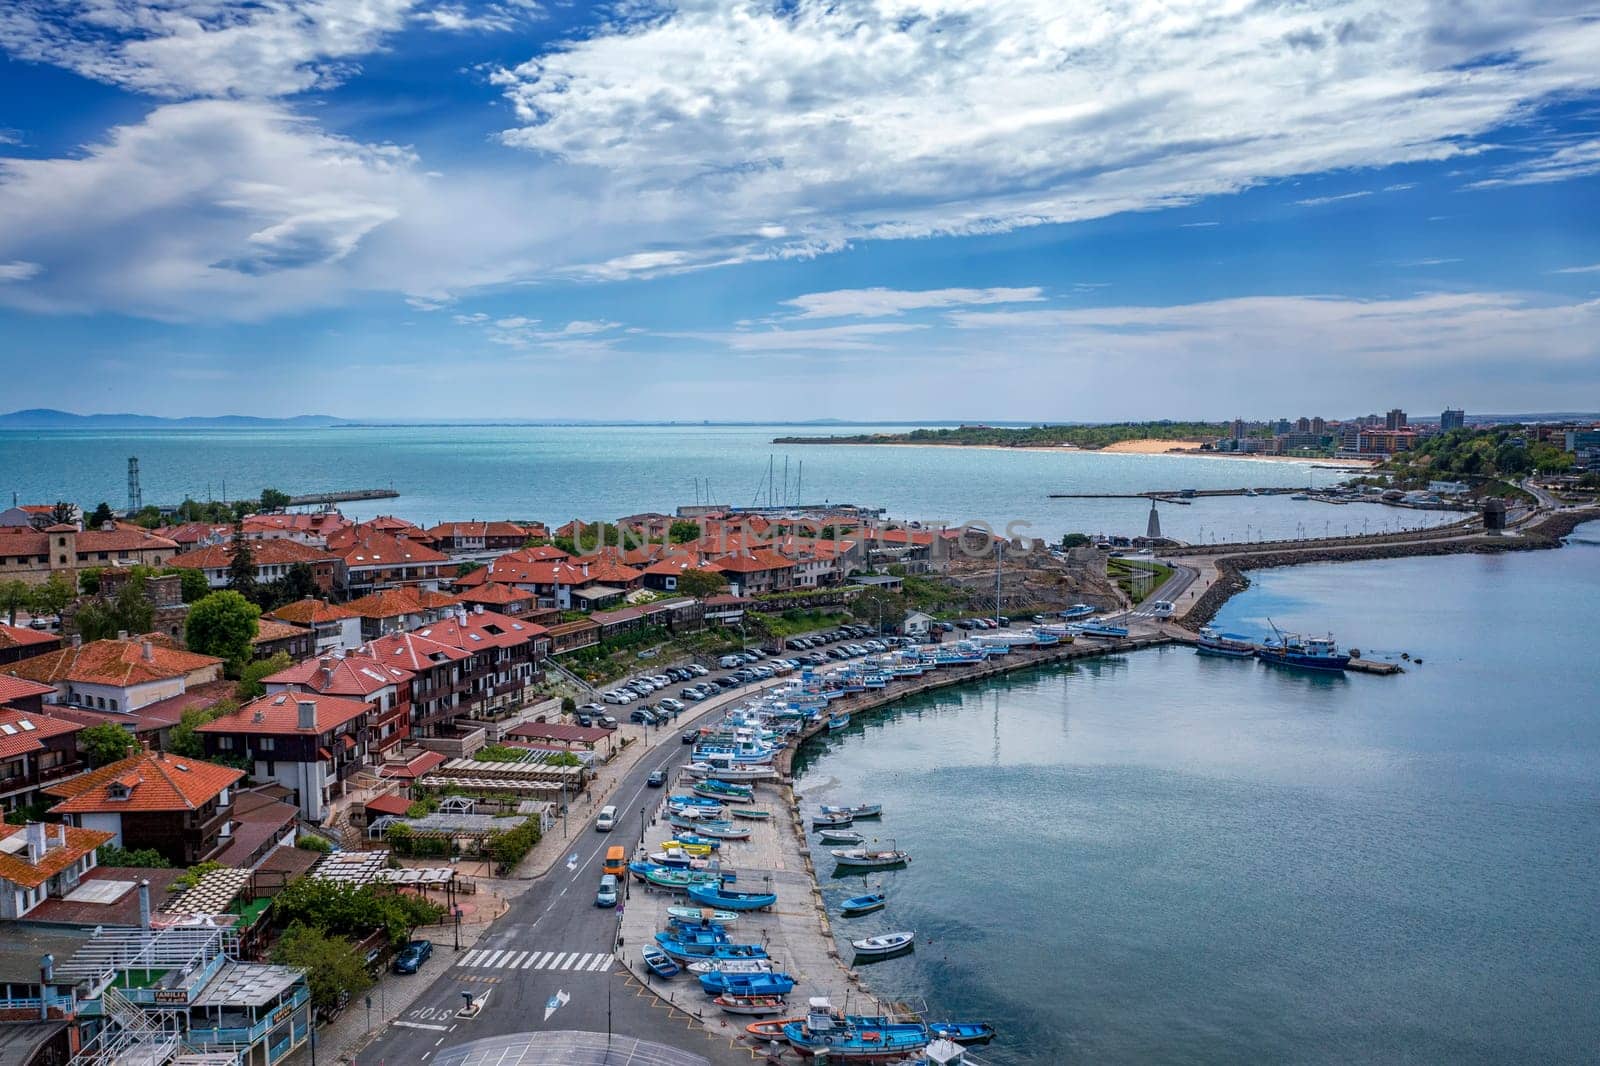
top-left (342, 734), bottom-right (356, 750)
top-left (318, 747), bottom-right (333, 760)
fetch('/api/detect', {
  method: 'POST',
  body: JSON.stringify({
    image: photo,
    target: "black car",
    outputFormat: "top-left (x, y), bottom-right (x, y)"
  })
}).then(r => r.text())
top-left (647, 769), bottom-right (667, 787)
top-left (715, 676), bottom-right (740, 690)
top-left (393, 939), bottom-right (433, 974)
top-left (682, 728), bottom-right (700, 744)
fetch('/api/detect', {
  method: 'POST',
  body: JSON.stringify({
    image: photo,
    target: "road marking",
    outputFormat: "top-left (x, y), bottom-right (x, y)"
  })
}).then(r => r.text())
top-left (459, 949), bottom-right (484, 966)
top-left (544, 989), bottom-right (569, 1021)
top-left (392, 1021), bottom-right (450, 1032)
top-left (589, 953), bottom-right (614, 971)
top-left (482, 950), bottom-right (506, 968)
top-left (565, 952), bottom-right (590, 970)
top-left (504, 951), bottom-right (528, 968)
top-left (523, 952), bottom-right (544, 969)
top-left (548, 952), bottom-right (570, 969)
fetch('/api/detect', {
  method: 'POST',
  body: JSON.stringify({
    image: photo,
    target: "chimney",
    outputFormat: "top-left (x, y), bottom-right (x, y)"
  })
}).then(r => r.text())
top-left (138, 879), bottom-right (152, 930)
top-left (141, 640), bottom-right (154, 662)
top-left (297, 699), bottom-right (317, 730)
top-left (117, 630), bottom-right (129, 642)
top-left (71, 634), bottom-right (82, 649)
top-left (53, 822), bottom-right (66, 847)
top-left (474, 604), bottom-right (484, 615)
top-left (25, 822), bottom-right (47, 863)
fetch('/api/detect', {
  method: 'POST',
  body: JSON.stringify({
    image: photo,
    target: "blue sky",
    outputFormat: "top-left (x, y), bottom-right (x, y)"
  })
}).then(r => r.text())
top-left (1, 0), bottom-right (1597, 421)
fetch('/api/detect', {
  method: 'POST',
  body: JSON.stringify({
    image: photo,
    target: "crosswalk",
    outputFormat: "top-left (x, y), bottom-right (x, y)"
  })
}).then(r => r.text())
top-left (456, 948), bottom-right (615, 973)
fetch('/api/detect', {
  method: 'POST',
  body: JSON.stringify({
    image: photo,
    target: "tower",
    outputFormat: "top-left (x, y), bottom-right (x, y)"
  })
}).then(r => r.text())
top-left (126, 456), bottom-right (142, 514)
top-left (1146, 500), bottom-right (1162, 540)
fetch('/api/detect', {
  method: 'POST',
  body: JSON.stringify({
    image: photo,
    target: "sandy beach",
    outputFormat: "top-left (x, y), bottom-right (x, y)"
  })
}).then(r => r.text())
top-left (788, 436), bottom-right (1376, 467)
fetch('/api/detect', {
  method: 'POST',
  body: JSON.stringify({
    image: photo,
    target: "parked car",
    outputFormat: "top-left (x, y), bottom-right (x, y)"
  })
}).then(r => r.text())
top-left (596, 805), bottom-right (618, 831)
top-left (936, 621), bottom-right (956, 632)
top-left (715, 676), bottom-right (740, 690)
top-left (688, 663), bottom-right (710, 676)
top-left (718, 654), bottom-right (745, 669)
top-left (646, 769), bottom-right (667, 788)
top-left (681, 686), bottom-right (707, 701)
top-left (595, 874), bottom-right (619, 907)
top-left (602, 690), bottom-right (633, 704)
top-left (575, 713), bottom-right (593, 727)
top-left (393, 940), bottom-right (434, 974)
top-left (786, 637), bottom-right (811, 650)
top-left (649, 674), bottom-right (673, 688)
top-left (657, 697), bottom-right (685, 714)
top-left (597, 714), bottom-right (618, 728)
top-left (741, 650), bottom-right (762, 663)
top-left (630, 708), bottom-right (659, 725)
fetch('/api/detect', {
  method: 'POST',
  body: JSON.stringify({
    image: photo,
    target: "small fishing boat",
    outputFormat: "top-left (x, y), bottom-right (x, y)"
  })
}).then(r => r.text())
top-left (817, 829), bottom-right (864, 845)
top-left (1195, 626), bottom-right (1256, 658)
top-left (658, 839), bottom-right (714, 856)
top-left (1070, 621), bottom-right (1129, 639)
top-left (745, 1018), bottom-right (802, 1042)
top-left (648, 850), bottom-right (706, 868)
top-left (850, 930), bottom-right (915, 959)
top-left (926, 1021), bottom-right (998, 1046)
top-left (684, 761), bottom-right (778, 782)
top-left (715, 993), bottom-right (788, 1016)
top-left (641, 944), bottom-right (680, 979)
top-left (838, 891), bottom-right (887, 916)
top-left (828, 711), bottom-right (852, 731)
top-left (698, 970), bottom-right (796, 997)
top-left (673, 819), bottom-right (752, 840)
top-left (667, 905), bottom-right (739, 925)
top-left (820, 803), bottom-right (882, 819)
top-left (688, 883), bottom-right (777, 911)
top-left (1058, 603), bottom-right (1097, 619)
top-left (668, 833), bottom-right (722, 850)
top-left (654, 934), bottom-right (769, 963)
top-left (812, 811), bottom-right (854, 829)
top-left (686, 957), bottom-right (773, 975)
top-left (730, 807), bottom-right (772, 821)
top-left (781, 999), bottom-right (929, 1059)
top-left (628, 862), bottom-right (725, 889)
top-left (831, 845), bottom-right (911, 870)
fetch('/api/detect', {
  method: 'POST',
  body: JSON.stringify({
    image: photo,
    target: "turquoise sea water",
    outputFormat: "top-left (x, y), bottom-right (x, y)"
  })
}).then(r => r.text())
top-left (794, 525), bottom-right (1600, 1064)
top-left (0, 425), bottom-right (1455, 543)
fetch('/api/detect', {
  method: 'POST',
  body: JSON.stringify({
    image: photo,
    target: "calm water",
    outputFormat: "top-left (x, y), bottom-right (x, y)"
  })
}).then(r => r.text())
top-left (795, 525), bottom-right (1600, 1065)
top-left (0, 425), bottom-right (1454, 542)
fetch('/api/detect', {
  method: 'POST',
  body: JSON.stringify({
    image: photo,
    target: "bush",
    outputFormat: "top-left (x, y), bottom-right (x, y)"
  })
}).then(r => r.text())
top-left (97, 844), bottom-right (171, 868)
top-left (487, 815), bottom-right (542, 872)
top-left (272, 924), bottom-right (372, 1019)
top-left (295, 834), bottom-right (333, 853)
top-left (270, 877), bottom-right (445, 946)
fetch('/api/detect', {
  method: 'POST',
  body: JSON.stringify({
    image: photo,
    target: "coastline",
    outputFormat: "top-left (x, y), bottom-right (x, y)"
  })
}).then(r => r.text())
top-left (771, 436), bottom-right (1376, 467)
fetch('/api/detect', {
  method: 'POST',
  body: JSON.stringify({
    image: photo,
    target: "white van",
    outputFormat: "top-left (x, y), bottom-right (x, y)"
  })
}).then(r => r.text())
top-left (595, 805), bottom-right (617, 832)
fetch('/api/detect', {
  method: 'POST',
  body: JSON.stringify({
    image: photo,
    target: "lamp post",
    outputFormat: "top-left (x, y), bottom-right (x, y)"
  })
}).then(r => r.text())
top-left (453, 905), bottom-right (463, 951)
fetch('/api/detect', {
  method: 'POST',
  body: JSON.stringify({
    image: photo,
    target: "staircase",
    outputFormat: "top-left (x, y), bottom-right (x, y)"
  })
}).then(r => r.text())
top-left (69, 987), bottom-right (183, 1066)
top-left (544, 658), bottom-right (597, 697)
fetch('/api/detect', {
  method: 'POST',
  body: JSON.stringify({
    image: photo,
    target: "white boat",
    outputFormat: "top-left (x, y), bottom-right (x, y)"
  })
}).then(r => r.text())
top-left (686, 957), bottom-right (775, 975)
top-left (666, 906), bottom-right (738, 924)
top-left (715, 993), bottom-right (788, 1016)
top-left (684, 761), bottom-right (779, 782)
top-left (850, 930), bottom-right (916, 958)
top-left (817, 829), bottom-right (864, 845)
top-left (831, 846), bottom-right (911, 870)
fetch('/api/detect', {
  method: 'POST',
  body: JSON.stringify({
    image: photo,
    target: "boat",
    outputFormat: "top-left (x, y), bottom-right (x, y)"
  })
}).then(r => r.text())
top-left (1290, 492), bottom-right (1310, 501)
top-left (828, 712), bottom-right (852, 731)
top-left (694, 782), bottom-right (755, 804)
top-left (715, 993), bottom-right (788, 1016)
top-left (667, 905), bottom-right (739, 925)
top-left (1257, 633), bottom-right (1351, 672)
top-left (831, 845), bottom-right (911, 870)
top-left (1058, 603), bottom-right (1097, 619)
top-left (659, 839), bottom-right (715, 856)
top-left (684, 761), bottom-right (778, 782)
top-left (838, 891), bottom-right (886, 916)
top-left (671, 819), bottom-right (751, 840)
top-left (926, 1022), bottom-right (998, 1046)
top-left (687, 883), bottom-right (777, 911)
top-left (813, 811), bottom-right (854, 829)
top-left (686, 957), bottom-right (774, 975)
top-left (668, 833), bottom-right (722, 850)
top-left (628, 862), bottom-right (726, 889)
top-left (781, 998), bottom-right (929, 1059)
top-left (654, 934), bottom-right (769, 963)
top-left (744, 1018), bottom-right (802, 1042)
top-left (817, 829), bottom-right (864, 845)
top-left (648, 850), bottom-right (706, 868)
top-left (1069, 621), bottom-right (1129, 639)
top-left (730, 807), bottom-right (772, 821)
top-left (698, 970), bottom-right (797, 997)
top-left (669, 794), bottom-right (728, 811)
top-left (641, 945), bottom-right (680, 979)
top-left (820, 803), bottom-right (881, 819)
top-left (1195, 626), bottom-right (1256, 658)
top-left (850, 930), bottom-right (915, 958)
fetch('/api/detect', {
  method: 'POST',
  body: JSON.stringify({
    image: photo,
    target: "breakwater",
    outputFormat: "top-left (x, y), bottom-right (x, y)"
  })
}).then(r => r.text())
top-left (1179, 507), bottom-right (1598, 629)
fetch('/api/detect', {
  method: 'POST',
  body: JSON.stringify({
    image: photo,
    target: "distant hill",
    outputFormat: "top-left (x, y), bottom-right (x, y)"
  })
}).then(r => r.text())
top-left (0, 409), bottom-right (347, 429)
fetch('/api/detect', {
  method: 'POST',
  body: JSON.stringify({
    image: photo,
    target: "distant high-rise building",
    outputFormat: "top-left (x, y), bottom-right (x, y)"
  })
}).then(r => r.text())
top-left (1385, 408), bottom-right (1408, 431)
top-left (1274, 419), bottom-right (1292, 435)
top-left (1295, 416), bottom-right (1310, 432)
top-left (1311, 416), bottom-right (1326, 435)
top-left (1230, 418), bottom-right (1246, 440)
top-left (1441, 408), bottom-right (1465, 432)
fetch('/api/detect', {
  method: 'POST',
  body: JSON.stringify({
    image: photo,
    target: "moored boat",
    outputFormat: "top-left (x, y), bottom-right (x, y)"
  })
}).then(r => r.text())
top-left (838, 891), bottom-right (887, 916)
top-left (820, 803), bottom-right (881, 819)
top-left (1195, 626), bottom-right (1256, 658)
top-left (671, 819), bottom-right (751, 840)
top-left (687, 883), bottom-right (777, 911)
top-left (1058, 603), bottom-right (1097, 619)
top-left (666, 905), bottom-right (739, 925)
top-left (694, 780), bottom-right (756, 803)
top-left (715, 993), bottom-right (788, 1016)
top-left (641, 944), bottom-right (680, 978)
top-left (926, 1021), bottom-right (998, 1046)
top-left (745, 1018), bottom-right (802, 1042)
top-left (730, 807), bottom-right (772, 820)
top-left (686, 957), bottom-right (773, 975)
top-left (1256, 621), bottom-right (1350, 672)
top-left (831, 845), bottom-right (911, 870)
top-left (1070, 621), bottom-right (1129, 639)
top-left (698, 970), bottom-right (796, 997)
top-left (781, 998), bottom-right (929, 1059)
top-left (817, 829), bottom-right (864, 845)
top-left (850, 930), bottom-right (915, 959)
top-left (828, 711), bottom-right (852, 730)
top-left (813, 811), bottom-right (854, 829)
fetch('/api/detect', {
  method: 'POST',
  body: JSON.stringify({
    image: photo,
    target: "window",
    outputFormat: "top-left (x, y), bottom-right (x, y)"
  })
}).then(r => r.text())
top-left (217, 736), bottom-right (234, 750)
top-left (109, 699), bottom-right (118, 711)
top-left (258, 737), bottom-right (275, 752)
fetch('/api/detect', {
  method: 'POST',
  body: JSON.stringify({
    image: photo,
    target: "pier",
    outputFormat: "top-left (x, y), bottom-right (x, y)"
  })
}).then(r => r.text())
top-left (1047, 487), bottom-right (1305, 499)
top-left (286, 488), bottom-right (398, 506)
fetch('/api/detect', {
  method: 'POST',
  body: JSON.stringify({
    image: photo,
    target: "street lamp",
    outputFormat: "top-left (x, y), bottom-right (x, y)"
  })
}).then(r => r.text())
top-left (453, 906), bottom-right (463, 951)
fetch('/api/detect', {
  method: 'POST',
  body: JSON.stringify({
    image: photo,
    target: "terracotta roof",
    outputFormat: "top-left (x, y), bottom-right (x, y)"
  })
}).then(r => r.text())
top-left (379, 749), bottom-right (446, 780)
top-left (331, 530), bottom-right (447, 568)
top-left (200, 691), bottom-right (371, 735)
top-left (343, 588), bottom-right (457, 619)
top-left (241, 512), bottom-right (349, 537)
top-left (497, 544), bottom-right (570, 563)
top-left (76, 528), bottom-right (179, 552)
top-left (0, 708), bottom-right (80, 758)
top-left (0, 675), bottom-right (56, 707)
top-left (252, 618), bottom-right (311, 645)
top-left (268, 598), bottom-right (358, 624)
top-left (169, 539), bottom-right (334, 570)
top-left (264, 653), bottom-right (410, 695)
top-left (7, 639), bottom-right (223, 689)
top-left (484, 558), bottom-right (593, 587)
top-left (0, 623), bottom-right (60, 652)
top-left (426, 521), bottom-right (541, 539)
top-left (124, 679), bottom-right (239, 729)
top-left (705, 549), bottom-right (797, 573)
top-left (45, 750), bottom-right (242, 813)
top-left (365, 630), bottom-right (471, 671)
top-left (364, 793), bottom-right (412, 816)
top-left (0, 824), bottom-right (116, 889)
top-left (159, 522), bottom-right (234, 546)
top-left (577, 559), bottom-right (644, 585)
top-left (456, 582), bottom-right (530, 606)
top-left (410, 609), bottom-right (549, 652)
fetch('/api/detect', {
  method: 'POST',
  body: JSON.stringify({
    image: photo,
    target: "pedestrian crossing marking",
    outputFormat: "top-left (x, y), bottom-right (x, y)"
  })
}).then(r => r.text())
top-left (456, 947), bottom-right (615, 972)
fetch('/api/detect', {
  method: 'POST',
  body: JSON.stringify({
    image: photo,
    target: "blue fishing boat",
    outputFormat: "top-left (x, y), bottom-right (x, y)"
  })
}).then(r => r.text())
top-left (782, 999), bottom-right (929, 1060)
top-left (1069, 621), bottom-right (1129, 639)
top-left (694, 779), bottom-right (755, 803)
top-left (1257, 631), bottom-right (1350, 672)
top-left (697, 970), bottom-right (796, 997)
top-left (1029, 627), bottom-right (1063, 647)
top-left (654, 933), bottom-right (769, 963)
top-left (669, 817), bottom-right (751, 840)
top-left (669, 794), bottom-right (728, 810)
top-left (828, 711), bottom-right (852, 731)
top-left (838, 891), bottom-right (887, 916)
top-left (628, 862), bottom-right (725, 889)
top-left (1059, 603), bottom-right (1097, 619)
top-left (641, 944), bottom-right (680, 979)
top-left (666, 905), bottom-right (738, 925)
top-left (687, 883), bottom-right (776, 911)
top-left (926, 1021), bottom-right (998, 1046)
top-left (666, 833), bottom-right (722, 850)
top-left (1195, 626), bottom-right (1256, 658)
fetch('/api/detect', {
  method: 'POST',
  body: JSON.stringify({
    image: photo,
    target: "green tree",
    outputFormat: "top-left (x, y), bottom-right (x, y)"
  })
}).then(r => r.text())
top-left (267, 563), bottom-right (318, 608)
top-left (112, 570), bottom-right (154, 635)
top-left (236, 652), bottom-right (291, 700)
top-left (89, 502), bottom-right (116, 528)
top-left (128, 506), bottom-right (165, 529)
top-left (186, 590), bottom-right (261, 671)
top-left (259, 488), bottom-right (292, 511)
top-left (164, 567), bottom-right (212, 603)
top-left (169, 697), bottom-right (239, 758)
top-left (225, 534), bottom-right (257, 600)
top-left (80, 723), bottom-right (137, 766)
top-left (677, 569), bottom-right (728, 599)
top-left (271, 924), bottom-right (373, 1019)
top-left (456, 561), bottom-right (483, 578)
top-left (72, 600), bottom-right (118, 641)
top-left (97, 844), bottom-right (170, 868)
top-left (1061, 532), bottom-right (1092, 548)
top-left (668, 520), bottom-right (702, 544)
top-left (47, 501), bottom-right (77, 526)
top-left (0, 580), bottom-right (31, 626)
top-left (77, 567), bottom-right (103, 595)
top-left (29, 572), bottom-right (76, 621)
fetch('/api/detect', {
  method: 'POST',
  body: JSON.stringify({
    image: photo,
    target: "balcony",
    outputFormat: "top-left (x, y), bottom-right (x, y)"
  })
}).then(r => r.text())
top-left (414, 726), bottom-right (487, 760)
top-left (187, 987), bottom-right (310, 1052)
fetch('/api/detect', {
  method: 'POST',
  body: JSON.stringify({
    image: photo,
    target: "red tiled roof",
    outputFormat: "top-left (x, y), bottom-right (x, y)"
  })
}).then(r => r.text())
top-left (268, 598), bottom-right (358, 624)
top-left (252, 618), bottom-right (311, 645)
top-left (0, 708), bottom-right (80, 758)
top-left (241, 512), bottom-right (350, 538)
top-left (497, 544), bottom-right (570, 563)
top-left (169, 539), bottom-right (334, 570)
top-left (456, 582), bottom-right (531, 606)
top-left (264, 653), bottom-right (410, 695)
top-left (706, 549), bottom-right (797, 573)
top-left (410, 609), bottom-right (548, 652)
top-left (46, 750), bottom-right (242, 813)
top-left (0, 623), bottom-right (60, 652)
top-left (366, 630), bottom-right (471, 670)
top-left (426, 521), bottom-right (541, 540)
top-left (331, 530), bottom-right (448, 568)
top-left (365, 792), bottom-right (411, 816)
top-left (77, 528), bottom-right (179, 552)
top-left (344, 587), bottom-right (460, 619)
top-left (484, 558), bottom-right (593, 586)
top-left (0, 823), bottom-right (116, 889)
top-left (125, 679), bottom-right (239, 728)
top-left (0, 674), bottom-right (56, 707)
top-left (379, 749), bottom-right (446, 780)
top-left (200, 690), bottom-right (372, 735)
top-left (7, 639), bottom-right (223, 688)
top-left (159, 522), bottom-right (234, 546)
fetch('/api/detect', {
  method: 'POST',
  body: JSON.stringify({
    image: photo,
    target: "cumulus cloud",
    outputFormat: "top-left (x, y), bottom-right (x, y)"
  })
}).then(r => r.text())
top-left (1551, 263), bottom-right (1600, 274)
top-left (0, 260), bottom-right (42, 282)
top-left (782, 286), bottom-right (1045, 320)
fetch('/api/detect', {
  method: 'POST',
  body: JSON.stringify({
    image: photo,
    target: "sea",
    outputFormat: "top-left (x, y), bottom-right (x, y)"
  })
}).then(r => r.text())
top-left (0, 424), bottom-right (1457, 543)
top-left (794, 524), bottom-right (1600, 1065)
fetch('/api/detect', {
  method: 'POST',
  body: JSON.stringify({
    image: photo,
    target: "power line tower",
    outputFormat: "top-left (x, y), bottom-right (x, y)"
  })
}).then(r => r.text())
top-left (127, 456), bottom-right (142, 514)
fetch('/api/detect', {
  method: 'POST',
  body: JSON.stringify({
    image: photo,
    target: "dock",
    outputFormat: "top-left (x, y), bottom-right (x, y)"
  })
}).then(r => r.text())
top-left (1047, 488), bottom-right (1306, 499)
top-left (1347, 658), bottom-right (1404, 675)
top-left (286, 488), bottom-right (398, 506)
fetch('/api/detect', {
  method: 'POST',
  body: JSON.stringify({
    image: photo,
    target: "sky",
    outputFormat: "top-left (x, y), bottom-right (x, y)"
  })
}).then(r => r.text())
top-left (0, 0), bottom-right (1597, 422)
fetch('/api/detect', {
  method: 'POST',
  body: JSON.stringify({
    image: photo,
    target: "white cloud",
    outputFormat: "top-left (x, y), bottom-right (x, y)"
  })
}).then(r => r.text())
top-left (495, 0), bottom-right (1600, 266)
top-left (473, 315), bottom-right (625, 350)
top-left (1468, 137), bottom-right (1600, 188)
top-left (782, 286), bottom-right (1045, 320)
top-left (1294, 190), bottom-right (1374, 207)
top-left (674, 321), bottom-right (925, 353)
top-left (1397, 257), bottom-right (1463, 266)
top-left (0, 259), bottom-right (41, 282)
top-left (1551, 263), bottom-right (1600, 274)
